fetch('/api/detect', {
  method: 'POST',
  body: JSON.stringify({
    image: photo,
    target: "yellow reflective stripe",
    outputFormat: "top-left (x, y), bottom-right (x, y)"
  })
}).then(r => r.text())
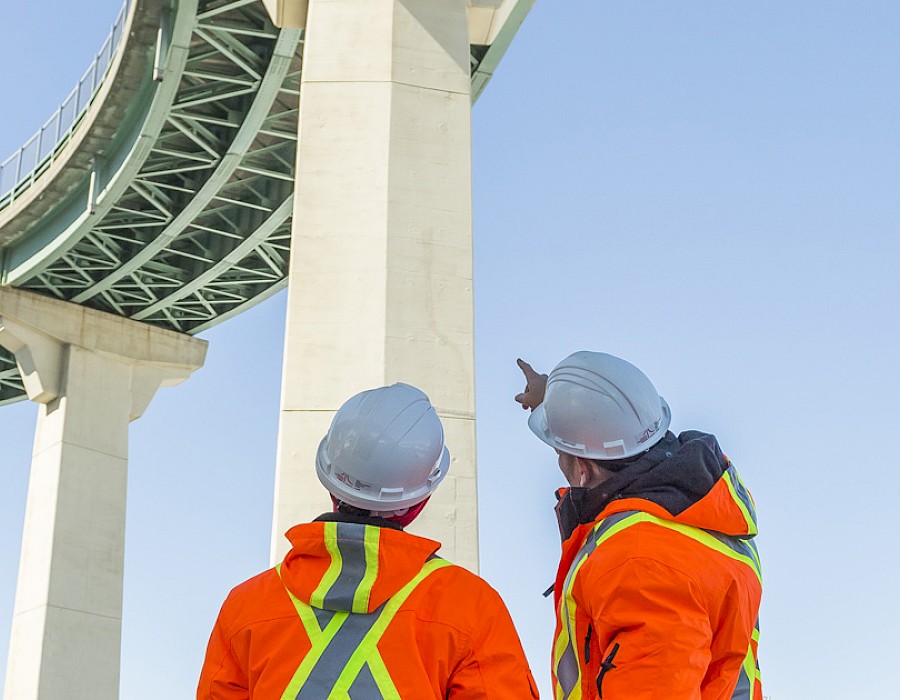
top-left (352, 526), bottom-right (381, 613)
top-left (750, 627), bottom-right (762, 682)
top-left (553, 511), bottom-right (761, 700)
top-left (366, 647), bottom-right (402, 700)
top-left (592, 512), bottom-right (648, 548)
top-left (331, 558), bottom-right (452, 696)
top-left (276, 562), bottom-right (351, 699)
top-left (276, 563), bottom-right (321, 638)
top-left (733, 468), bottom-right (756, 508)
top-left (552, 623), bottom-right (570, 700)
top-left (745, 540), bottom-right (762, 575)
top-left (310, 522), bottom-right (343, 608)
top-left (741, 642), bottom-right (756, 688)
top-left (279, 610), bottom-right (349, 700)
top-left (559, 550), bottom-right (596, 700)
top-left (722, 470), bottom-right (758, 537)
top-left (553, 513), bottom-right (648, 700)
top-left (628, 512), bottom-right (762, 585)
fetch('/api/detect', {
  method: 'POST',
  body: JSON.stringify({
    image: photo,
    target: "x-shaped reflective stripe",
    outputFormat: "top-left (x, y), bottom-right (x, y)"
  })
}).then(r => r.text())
top-left (553, 511), bottom-right (762, 700)
top-left (276, 558), bottom-right (451, 699)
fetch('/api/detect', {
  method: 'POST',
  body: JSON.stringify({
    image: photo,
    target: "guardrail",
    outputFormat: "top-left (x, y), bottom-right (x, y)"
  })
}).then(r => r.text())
top-left (0, 0), bottom-right (131, 211)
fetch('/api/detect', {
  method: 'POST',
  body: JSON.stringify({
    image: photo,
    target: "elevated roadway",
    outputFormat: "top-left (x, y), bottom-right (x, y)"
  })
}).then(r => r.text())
top-left (1, 2), bottom-right (533, 696)
top-left (0, 0), bottom-right (530, 405)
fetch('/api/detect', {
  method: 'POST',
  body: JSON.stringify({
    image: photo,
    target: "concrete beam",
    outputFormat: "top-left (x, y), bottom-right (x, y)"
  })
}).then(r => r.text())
top-left (262, 0), bottom-right (522, 47)
top-left (0, 287), bottom-right (206, 700)
top-left (273, 0), bottom-right (479, 571)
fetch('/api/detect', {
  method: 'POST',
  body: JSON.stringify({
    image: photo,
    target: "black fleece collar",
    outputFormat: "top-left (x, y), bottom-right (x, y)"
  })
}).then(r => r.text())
top-left (555, 431), bottom-right (728, 542)
top-left (314, 511), bottom-right (404, 531)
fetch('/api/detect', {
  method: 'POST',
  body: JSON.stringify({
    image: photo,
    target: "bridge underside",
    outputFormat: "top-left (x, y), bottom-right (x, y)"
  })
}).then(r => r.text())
top-left (0, 0), bottom-right (522, 406)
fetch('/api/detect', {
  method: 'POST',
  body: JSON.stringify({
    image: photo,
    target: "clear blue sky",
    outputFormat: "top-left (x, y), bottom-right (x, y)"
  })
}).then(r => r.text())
top-left (3, 1), bottom-right (900, 698)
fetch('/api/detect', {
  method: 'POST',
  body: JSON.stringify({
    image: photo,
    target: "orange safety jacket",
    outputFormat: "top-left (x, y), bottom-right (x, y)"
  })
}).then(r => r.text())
top-left (198, 513), bottom-right (539, 699)
top-left (551, 431), bottom-right (762, 700)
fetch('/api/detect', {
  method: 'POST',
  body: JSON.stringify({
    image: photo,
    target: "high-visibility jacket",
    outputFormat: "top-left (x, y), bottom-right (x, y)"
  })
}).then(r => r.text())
top-left (198, 513), bottom-right (539, 699)
top-left (551, 431), bottom-right (762, 700)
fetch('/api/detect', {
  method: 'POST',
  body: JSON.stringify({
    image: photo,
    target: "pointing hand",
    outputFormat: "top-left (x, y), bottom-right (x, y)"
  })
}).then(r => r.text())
top-left (515, 358), bottom-right (548, 411)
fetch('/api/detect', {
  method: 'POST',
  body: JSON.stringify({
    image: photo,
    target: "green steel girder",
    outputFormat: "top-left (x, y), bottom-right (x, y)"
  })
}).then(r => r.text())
top-left (0, 0), bottom-right (531, 406)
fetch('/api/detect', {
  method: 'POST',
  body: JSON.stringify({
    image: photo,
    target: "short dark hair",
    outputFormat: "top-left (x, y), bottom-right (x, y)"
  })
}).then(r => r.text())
top-left (336, 500), bottom-right (373, 517)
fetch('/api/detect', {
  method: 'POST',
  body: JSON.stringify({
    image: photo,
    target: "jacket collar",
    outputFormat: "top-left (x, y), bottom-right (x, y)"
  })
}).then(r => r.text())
top-left (281, 516), bottom-right (440, 613)
top-left (555, 431), bottom-right (728, 542)
top-left (314, 511), bottom-right (404, 531)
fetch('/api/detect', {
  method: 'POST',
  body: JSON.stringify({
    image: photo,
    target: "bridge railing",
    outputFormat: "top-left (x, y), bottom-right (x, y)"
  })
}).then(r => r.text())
top-left (0, 0), bottom-right (131, 211)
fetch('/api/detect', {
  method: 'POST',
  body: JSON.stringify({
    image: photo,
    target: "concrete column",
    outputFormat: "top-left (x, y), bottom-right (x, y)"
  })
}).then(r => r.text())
top-left (0, 287), bottom-right (206, 700)
top-left (273, 0), bottom-right (479, 570)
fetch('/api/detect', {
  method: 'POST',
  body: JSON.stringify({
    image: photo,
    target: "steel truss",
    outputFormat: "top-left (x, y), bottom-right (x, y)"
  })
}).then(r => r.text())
top-left (0, 0), bottom-right (507, 405)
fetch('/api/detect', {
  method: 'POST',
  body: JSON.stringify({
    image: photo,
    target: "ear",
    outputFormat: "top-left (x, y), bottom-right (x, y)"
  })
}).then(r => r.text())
top-left (573, 457), bottom-right (594, 488)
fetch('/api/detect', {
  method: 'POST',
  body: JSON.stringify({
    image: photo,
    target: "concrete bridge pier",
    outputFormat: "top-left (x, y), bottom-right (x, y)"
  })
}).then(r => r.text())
top-left (0, 287), bottom-right (206, 700)
top-left (272, 0), bottom-right (481, 570)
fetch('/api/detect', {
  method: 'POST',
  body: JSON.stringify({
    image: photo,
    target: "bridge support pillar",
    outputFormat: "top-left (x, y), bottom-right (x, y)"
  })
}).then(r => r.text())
top-left (0, 287), bottom-right (206, 700)
top-left (273, 0), bottom-right (479, 570)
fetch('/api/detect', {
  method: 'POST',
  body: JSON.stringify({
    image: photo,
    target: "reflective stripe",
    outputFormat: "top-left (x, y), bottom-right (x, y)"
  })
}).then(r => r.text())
top-left (732, 621), bottom-right (762, 700)
top-left (332, 559), bottom-right (448, 695)
top-left (553, 510), bottom-right (762, 699)
top-left (367, 650), bottom-right (401, 700)
top-left (307, 523), bottom-right (383, 614)
top-left (553, 512), bottom-right (639, 700)
top-left (276, 554), bottom-right (451, 699)
top-left (347, 661), bottom-right (382, 697)
top-left (723, 465), bottom-right (758, 536)
top-left (751, 623), bottom-right (763, 691)
top-left (319, 523), bottom-right (381, 613)
top-left (629, 512), bottom-right (762, 585)
top-left (731, 662), bottom-right (751, 700)
top-left (310, 522), bottom-right (343, 609)
top-left (352, 525), bottom-right (380, 613)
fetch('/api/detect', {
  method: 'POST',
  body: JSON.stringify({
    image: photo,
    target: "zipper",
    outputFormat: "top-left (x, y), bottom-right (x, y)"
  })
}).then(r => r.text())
top-left (583, 623), bottom-right (593, 663)
top-left (596, 642), bottom-right (620, 698)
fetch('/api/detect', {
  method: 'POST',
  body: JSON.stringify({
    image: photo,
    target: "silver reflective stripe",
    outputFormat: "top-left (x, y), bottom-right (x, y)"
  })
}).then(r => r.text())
top-left (556, 511), bottom-right (641, 698)
top-left (708, 529), bottom-right (761, 576)
top-left (704, 519), bottom-right (762, 581)
top-left (561, 512), bottom-right (637, 593)
top-left (730, 665), bottom-right (751, 700)
top-left (348, 661), bottom-right (381, 697)
top-left (726, 464), bottom-right (758, 530)
top-left (295, 604), bottom-right (386, 700)
top-left (557, 643), bottom-right (579, 697)
top-left (313, 607), bottom-right (334, 630)
top-left (323, 523), bottom-right (370, 611)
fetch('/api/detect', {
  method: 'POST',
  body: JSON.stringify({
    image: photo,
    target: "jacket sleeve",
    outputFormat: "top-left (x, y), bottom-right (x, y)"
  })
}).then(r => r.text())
top-left (196, 598), bottom-right (250, 700)
top-left (578, 557), bottom-right (712, 700)
top-left (446, 584), bottom-right (540, 699)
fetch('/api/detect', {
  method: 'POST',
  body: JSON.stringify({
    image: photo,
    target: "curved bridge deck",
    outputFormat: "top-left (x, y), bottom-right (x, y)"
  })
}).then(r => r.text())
top-left (0, 0), bottom-right (528, 405)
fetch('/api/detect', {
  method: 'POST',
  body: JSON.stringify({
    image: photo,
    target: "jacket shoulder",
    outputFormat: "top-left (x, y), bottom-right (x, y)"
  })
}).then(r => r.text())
top-left (216, 567), bottom-right (294, 634)
top-left (410, 561), bottom-right (511, 627)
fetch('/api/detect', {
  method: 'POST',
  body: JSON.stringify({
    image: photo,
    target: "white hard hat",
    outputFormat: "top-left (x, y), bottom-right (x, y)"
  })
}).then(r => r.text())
top-left (316, 383), bottom-right (450, 510)
top-left (528, 351), bottom-right (671, 460)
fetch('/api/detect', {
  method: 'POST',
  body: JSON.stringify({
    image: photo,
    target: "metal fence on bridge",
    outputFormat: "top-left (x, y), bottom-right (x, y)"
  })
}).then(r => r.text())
top-left (0, 0), bottom-right (131, 210)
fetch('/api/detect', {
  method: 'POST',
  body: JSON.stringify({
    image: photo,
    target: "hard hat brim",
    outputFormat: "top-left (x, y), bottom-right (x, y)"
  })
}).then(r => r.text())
top-left (528, 398), bottom-right (671, 460)
top-left (316, 437), bottom-right (451, 511)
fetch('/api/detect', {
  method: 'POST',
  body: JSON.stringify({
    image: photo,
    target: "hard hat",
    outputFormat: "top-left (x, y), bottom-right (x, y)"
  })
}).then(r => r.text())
top-left (316, 383), bottom-right (450, 510)
top-left (528, 351), bottom-right (671, 460)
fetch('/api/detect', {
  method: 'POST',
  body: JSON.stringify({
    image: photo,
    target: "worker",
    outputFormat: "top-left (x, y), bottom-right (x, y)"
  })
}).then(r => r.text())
top-left (515, 352), bottom-right (762, 700)
top-left (198, 382), bottom-right (539, 699)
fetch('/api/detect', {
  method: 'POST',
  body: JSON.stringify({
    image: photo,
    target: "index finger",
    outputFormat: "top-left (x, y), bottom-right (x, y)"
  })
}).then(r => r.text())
top-left (516, 358), bottom-right (540, 379)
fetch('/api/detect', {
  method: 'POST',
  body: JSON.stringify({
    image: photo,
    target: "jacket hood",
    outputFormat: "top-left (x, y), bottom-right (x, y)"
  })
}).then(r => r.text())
top-left (279, 513), bottom-right (442, 614)
top-left (556, 431), bottom-right (758, 543)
